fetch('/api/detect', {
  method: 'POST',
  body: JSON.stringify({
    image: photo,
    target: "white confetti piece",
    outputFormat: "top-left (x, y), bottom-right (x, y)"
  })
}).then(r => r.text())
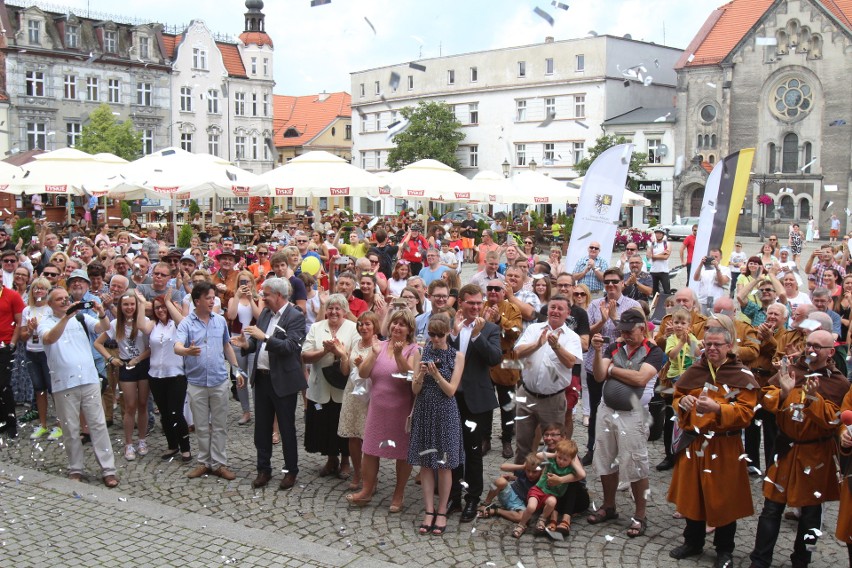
top-left (379, 440), bottom-right (396, 448)
top-left (464, 420), bottom-right (477, 431)
top-left (814, 491), bottom-right (822, 498)
top-left (605, 534), bottom-right (616, 543)
top-left (419, 448), bottom-right (437, 456)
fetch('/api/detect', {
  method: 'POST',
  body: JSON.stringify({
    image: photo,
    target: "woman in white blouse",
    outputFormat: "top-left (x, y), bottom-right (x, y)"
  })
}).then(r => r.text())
top-left (301, 294), bottom-right (359, 478)
top-left (141, 292), bottom-right (192, 462)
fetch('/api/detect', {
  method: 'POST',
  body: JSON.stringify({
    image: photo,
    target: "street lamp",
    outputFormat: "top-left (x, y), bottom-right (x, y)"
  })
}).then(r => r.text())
top-left (529, 158), bottom-right (537, 172)
top-left (501, 159), bottom-right (510, 178)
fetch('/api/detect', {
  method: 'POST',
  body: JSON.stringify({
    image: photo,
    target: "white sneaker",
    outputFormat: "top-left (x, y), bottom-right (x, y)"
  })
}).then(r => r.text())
top-left (124, 444), bottom-right (136, 461)
top-left (137, 439), bottom-right (148, 456)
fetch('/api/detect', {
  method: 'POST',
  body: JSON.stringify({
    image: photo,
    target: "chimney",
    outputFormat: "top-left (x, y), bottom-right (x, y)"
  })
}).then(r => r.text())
top-left (545, 36), bottom-right (554, 43)
top-left (317, 90), bottom-right (329, 102)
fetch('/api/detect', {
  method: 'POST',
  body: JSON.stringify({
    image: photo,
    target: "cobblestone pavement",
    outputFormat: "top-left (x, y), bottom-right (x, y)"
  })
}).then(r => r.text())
top-left (1, 236), bottom-right (847, 567)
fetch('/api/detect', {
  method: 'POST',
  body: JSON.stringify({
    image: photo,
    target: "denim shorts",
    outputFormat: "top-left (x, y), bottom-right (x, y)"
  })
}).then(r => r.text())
top-left (497, 485), bottom-right (526, 512)
top-left (26, 350), bottom-right (51, 393)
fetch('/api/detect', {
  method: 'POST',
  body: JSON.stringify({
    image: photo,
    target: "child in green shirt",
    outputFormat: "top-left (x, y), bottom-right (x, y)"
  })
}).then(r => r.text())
top-left (665, 306), bottom-right (700, 382)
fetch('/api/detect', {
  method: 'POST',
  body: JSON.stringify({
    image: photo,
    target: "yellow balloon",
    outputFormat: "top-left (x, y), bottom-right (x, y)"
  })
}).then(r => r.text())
top-left (300, 256), bottom-right (321, 276)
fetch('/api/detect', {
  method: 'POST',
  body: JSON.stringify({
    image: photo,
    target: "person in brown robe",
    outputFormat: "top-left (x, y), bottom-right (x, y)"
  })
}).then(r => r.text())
top-left (667, 316), bottom-right (759, 568)
top-left (749, 329), bottom-right (849, 568)
top-left (836, 386), bottom-right (852, 566)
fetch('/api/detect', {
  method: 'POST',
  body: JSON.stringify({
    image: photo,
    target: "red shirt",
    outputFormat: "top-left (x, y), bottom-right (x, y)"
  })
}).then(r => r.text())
top-left (0, 287), bottom-right (25, 343)
top-left (401, 235), bottom-right (428, 264)
top-left (683, 234), bottom-right (696, 263)
top-left (348, 296), bottom-right (369, 318)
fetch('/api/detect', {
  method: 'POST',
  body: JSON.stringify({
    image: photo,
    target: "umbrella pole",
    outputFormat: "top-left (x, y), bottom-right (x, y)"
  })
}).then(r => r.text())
top-left (172, 198), bottom-right (178, 244)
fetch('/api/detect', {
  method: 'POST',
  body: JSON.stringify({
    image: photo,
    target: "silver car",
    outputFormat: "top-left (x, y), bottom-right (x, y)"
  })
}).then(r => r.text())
top-left (650, 217), bottom-right (699, 240)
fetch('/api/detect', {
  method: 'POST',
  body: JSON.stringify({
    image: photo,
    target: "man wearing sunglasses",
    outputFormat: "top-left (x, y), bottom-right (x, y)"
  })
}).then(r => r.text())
top-left (1, 249), bottom-right (18, 289)
top-left (572, 241), bottom-right (608, 294)
top-left (737, 267), bottom-right (787, 326)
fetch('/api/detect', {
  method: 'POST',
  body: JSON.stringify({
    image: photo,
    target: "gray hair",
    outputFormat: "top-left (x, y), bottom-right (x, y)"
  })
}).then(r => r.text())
top-left (811, 287), bottom-right (830, 300)
top-left (326, 293), bottom-right (350, 313)
top-left (263, 276), bottom-right (291, 299)
top-left (808, 311), bottom-right (833, 332)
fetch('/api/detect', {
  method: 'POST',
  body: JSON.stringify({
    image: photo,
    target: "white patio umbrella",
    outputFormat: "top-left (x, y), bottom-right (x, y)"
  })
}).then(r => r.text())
top-left (258, 150), bottom-right (391, 199)
top-left (566, 176), bottom-right (651, 205)
top-left (2, 148), bottom-right (127, 196)
top-left (388, 159), bottom-right (481, 202)
top-left (0, 161), bottom-right (27, 188)
top-left (490, 171), bottom-right (570, 205)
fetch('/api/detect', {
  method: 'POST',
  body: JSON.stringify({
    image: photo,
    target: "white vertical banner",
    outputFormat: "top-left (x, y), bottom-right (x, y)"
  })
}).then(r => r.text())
top-left (564, 143), bottom-right (634, 272)
top-left (688, 161), bottom-right (723, 289)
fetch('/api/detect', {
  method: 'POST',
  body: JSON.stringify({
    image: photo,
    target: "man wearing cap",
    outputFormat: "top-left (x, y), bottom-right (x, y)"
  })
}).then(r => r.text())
top-left (648, 228), bottom-right (671, 294)
top-left (399, 225), bottom-right (428, 274)
top-left (213, 249), bottom-right (239, 309)
top-left (588, 307), bottom-right (664, 538)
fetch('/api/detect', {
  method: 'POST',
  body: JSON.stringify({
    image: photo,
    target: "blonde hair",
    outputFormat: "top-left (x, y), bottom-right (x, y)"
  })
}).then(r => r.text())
top-left (388, 308), bottom-right (416, 343)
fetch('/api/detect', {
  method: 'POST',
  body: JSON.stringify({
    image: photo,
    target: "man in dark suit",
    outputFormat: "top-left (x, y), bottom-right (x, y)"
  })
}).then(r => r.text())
top-left (448, 284), bottom-right (502, 522)
top-left (231, 277), bottom-right (306, 490)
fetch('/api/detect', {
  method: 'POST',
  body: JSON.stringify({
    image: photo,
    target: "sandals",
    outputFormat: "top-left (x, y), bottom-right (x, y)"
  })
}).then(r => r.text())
top-left (345, 493), bottom-right (372, 507)
top-left (626, 517), bottom-right (647, 538)
top-left (271, 432), bottom-right (280, 445)
top-left (556, 518), bottom-right (571, 535)
top-left (534, 518), bottom-right (547, 535)
top-left (512, 523), bottom-right (527, 538)
top-left (419, 512), bottom-right (435, 535)
top-left (431, 513), bottom-right (447, 536)
top-left (587, 507), bottom-right (619, 524)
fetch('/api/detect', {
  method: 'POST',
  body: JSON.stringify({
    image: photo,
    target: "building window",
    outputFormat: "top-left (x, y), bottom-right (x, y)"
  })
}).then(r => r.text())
top-left (711, 134), bottom-right (717, 147)
top-left (374, 150), bottom-right (382, 170)
top-left (803, 142), bottom-right (813, 173)
top-left (263, 141), bottom-right (269, 161)
top-left (767, 142), bottom-right (777, 173)
top-left (263, 58), bottom-right (269, 76)
top-left (470, 67), bottom-right (478, 82)
top-left (469, 145), bottom-right (478, 167)
top-left (576, 54), bottom-right (585, 71)
top-left (782, 132), bottom-right (798, 173)
top-left (66, 122), bottom-right (81, 147)
top-left (647, 139), bottom-right (662, 164)
top-left (545, 97), bottom-right (556, 117)
top-left (251, 57), bottom-right (257, 75)
top-left (235, 136), bottom-right (246, 159)
top-left (262, 94), bottom-right (269, 117)
top-left (345, 124), bottom-right (352, 140)
top-left (234, 93), bottom-right (246, 115)
top-left (545, 58), bottom-right (554, 75)
top-left (180, 133), bottom-right (192, 152)
top-left (108, 79), bottom-right (120, 103)
top-left (360, 152), bottom-right (366, 169)
top-left (374, 80), bottom-right (380, 95)
top-left (543, 142), bottom-right (555, 162)
top-left (180, 87), bottom-right (193, 112)
top-left (772, 77), bottom-right (812, 120)
top-left (141, 129), bottom-right (153, 155)
top-left (25, 71), bottom-right (45, 97)
top-left (700, 104), bottom-right (717, 122)
top-left (64, 75), bottom-right (77, 99)
top-left (207, 89), bottom-right (218, 113)
top-left (574, 95), bottom-right (586, 118)
top-left (251, 137), bottom-right (259, 160)
top-left (447, 69), bottom-right (455, 85)
top-left (469, 102), bottom-right (479, 125)
top-left (518, 61), bottom-right (526, 77)
top-left (136, 82), bottom-right (152, 106)
top-left (359, 83), bottom-right (365, 97)
top-left (27, 122), bottom-right (46, 150)
top-left (573, 141), bottom-right (585, 164)
top-left (27, 20), bottom-right (39, 44)
top-left (192, 48), bottom-right (207, 70)
top-left (407, 75), bottom-right (414, 90)
top-left (66, 24), bottom-right (79, 48)
top-left (516, 100), bottom-right (527, 121)
top-left (139, 36), bottom-right (149, 59)
top-left (251, 93), bottom-right (258, 116)
top-left (86, 77), bottom-right (99, 101)
top-left (375, 112), bottom-right (382, 131)
top-left (516, 144), bottom-right (526, 166)
top-left (207, 133), bottom-right (219, 156)
top-left (104, 30), bottom-right (117, 53)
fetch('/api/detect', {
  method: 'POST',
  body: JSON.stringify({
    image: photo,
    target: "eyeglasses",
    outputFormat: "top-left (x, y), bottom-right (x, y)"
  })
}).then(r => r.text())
top-left (428, 331), bottom-right (446, 338)
top-left (588, 246), bottom-right (600, 250)
top-left (257, 251), bottom-right (268, 255)
top-left (153, 272), bottom-right (170, 277)
top-left (430, 294), bottom-right (449, 300)
top-left (573, 291), bottom-right (587, 297)
top-left (805, 342), bottom-right (833, 350)
top-left (401, 295), bottom-right (417, 300)
top-left (361, 271), bottom-right (376, 277)
top-left (2, 258), bottom-right (17, 263)
top-left (464, 300), bottom-right (483, 306)
top-left (524, 241), bottom-right (533, 245)
top-left (759, 288), bottom-right (774, 293)
top-left (769, 238), bottom-right (778, 241)
top-left (369, 259), bottom-right (379, 264)
top-left (703, 342), bottom-right (729, 349)
top-left (626, 247), bottom-right (637, 251)
top-left (222, 237), bottom-right (234, 242)
top-left (296, 239), bottom-right (308, 243)
top-left (603, 280), bottom-right (621, 285)
top-left (486, 286), bottom-right (503, 292)
top-left (43, 271), bottom-right (59, 277)
top-left (556, 283), bottom-right (572, 289)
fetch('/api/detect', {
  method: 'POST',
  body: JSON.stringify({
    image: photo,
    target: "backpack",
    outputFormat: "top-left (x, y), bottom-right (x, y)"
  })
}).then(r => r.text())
top-left (370, 245), bottom-right (395, 279)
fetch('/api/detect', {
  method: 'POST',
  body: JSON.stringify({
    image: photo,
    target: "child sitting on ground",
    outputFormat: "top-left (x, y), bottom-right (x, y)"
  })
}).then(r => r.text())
top-left (478, 453), bottom-right (543, 523)
top-left (512, 439), bottom-right (585, 538)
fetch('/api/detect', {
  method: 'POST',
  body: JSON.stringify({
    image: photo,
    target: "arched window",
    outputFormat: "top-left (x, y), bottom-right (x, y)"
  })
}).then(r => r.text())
top-left (782, 133), bottom-right (798, 173)
top-left (697, 134), bottom-right (703, 148)
top-left (710, 134), bottom-right (717, 147)
top-left (690, 187), bottom-right (704, 216)
top-left (768, 142), bottom-right (777, 173)
top-left (799, 198), bottom-right (810, 220)
top-left (803, 142), bottom-right (813, 173)
top-left (703, 134), bottom-right (710, 147)
top-left (779, 195), bottom-right (794, 218)
top-left (708, 155), bottom-right (715, 164)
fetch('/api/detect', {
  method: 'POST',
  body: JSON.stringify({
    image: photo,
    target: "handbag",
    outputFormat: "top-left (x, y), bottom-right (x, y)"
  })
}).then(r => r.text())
top-left (671, 420), bottom-right (700, 455)
top-left (321, 360), bottom-right (348, 390)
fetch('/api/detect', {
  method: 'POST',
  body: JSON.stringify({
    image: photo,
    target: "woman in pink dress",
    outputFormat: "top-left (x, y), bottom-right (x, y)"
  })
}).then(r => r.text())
top-left (346, 309), bottom-right (419, 512)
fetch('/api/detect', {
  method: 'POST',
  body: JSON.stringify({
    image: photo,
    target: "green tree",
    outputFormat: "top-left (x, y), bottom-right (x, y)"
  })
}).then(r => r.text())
top-left (574, 134), bottom-right (648, 190)
top-left (76, 104), bottom-right (143, 161)
top-left (387, 101), bottom-right (465, 171)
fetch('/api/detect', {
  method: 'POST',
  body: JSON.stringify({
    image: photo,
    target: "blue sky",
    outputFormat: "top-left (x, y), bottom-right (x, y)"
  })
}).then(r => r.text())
top-left (57, 0), bottom-right (722, 94)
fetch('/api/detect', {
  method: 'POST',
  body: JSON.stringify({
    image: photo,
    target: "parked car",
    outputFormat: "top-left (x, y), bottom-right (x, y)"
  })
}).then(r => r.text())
top-left (649, 217), bottom-right (700, 240)
top-left (440, 210), bottom-right (494, 223)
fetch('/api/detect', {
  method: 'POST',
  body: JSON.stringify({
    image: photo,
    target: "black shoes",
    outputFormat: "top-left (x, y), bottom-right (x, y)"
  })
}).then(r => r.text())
top-left (656, 456), bottom-right (675, 471)
top-left (715, 551), bottom-right (733, 568)
top-left (502, 441), bottom-right (513, 459)
top-left (460, 500), bottom-right (479, 523)
top-left (481, 439), bottom-right (491, 455)
top-left (670, 544), bottom-right (703, 559)
top-left (581, 451), bottom-right (594, 467)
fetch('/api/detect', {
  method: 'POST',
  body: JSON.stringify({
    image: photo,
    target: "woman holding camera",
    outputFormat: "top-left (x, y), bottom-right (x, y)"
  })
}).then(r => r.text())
top-left (227, 270), bottom-right (260, 426)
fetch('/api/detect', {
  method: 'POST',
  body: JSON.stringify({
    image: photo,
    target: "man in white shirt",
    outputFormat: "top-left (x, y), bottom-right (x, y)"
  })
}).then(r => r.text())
top-left (648, 229), bottom-right (672, 294)
top-left (691, 248), bottom-right (731, 313)
top-left (512, 294), bottom-right (583, 463)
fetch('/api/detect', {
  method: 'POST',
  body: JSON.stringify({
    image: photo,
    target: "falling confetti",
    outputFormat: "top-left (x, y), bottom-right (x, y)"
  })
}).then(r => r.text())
top-left (379, 440), bottom-right (396, 448)
top-left (551, 1), bottom-right (569, 9)
top-left (409, 62), bottom-right (426, 72)
top-left (419, 448), bottom-right (438, 455)
top-left (533, 7), bottom-right (554, 26)
top-left (364, 16), bottom-right (376, 34)
top-left (310, 0), bottom-right (331, 6)
top-left (465, 420), bottom-right (477, 431)
top-left (389, 72), bottom-right (400, 91)
top-left (538, 111), bottom-right (556, 128)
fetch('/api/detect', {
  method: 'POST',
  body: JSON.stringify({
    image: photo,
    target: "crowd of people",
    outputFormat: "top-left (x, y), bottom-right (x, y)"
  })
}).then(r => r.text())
top-left (0, 210), bottom-right (850, 568)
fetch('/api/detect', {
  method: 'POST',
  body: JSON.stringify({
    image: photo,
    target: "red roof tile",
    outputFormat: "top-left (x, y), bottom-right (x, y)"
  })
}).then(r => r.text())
top-left (273, 92), bottom-right (352, 147)
top-left (217, 42), bottom-right (248, 78)
top-left (239, 31), bottom-right (273, 48)
top-left (678, 0), bottom-right (852, 68)
top-left (162, 34), bottom-right (181, 59)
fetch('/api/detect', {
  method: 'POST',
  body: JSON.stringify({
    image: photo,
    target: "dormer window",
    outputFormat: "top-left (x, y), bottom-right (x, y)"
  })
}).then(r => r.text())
top-left (66, 24), bottom-right (79, 48)
top-left (104, 30), bottom-right (117, 53)
top-left (283, 127), bottom-right (300, 138)
top-left (27, 20), bottom-right (40, 44)
top-left (139, 36), bottom-right (150, 59)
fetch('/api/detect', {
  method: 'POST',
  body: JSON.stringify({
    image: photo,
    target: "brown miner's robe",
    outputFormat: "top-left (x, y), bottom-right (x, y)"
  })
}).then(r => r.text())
top-left (761, 360), bottom-right (847, 507)
top-left (667, 353), bottom-right (759, 527)
top-left (835, 386), bottom-right (852, 544)
top-left (691, 317), bottom-right (762, 367)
